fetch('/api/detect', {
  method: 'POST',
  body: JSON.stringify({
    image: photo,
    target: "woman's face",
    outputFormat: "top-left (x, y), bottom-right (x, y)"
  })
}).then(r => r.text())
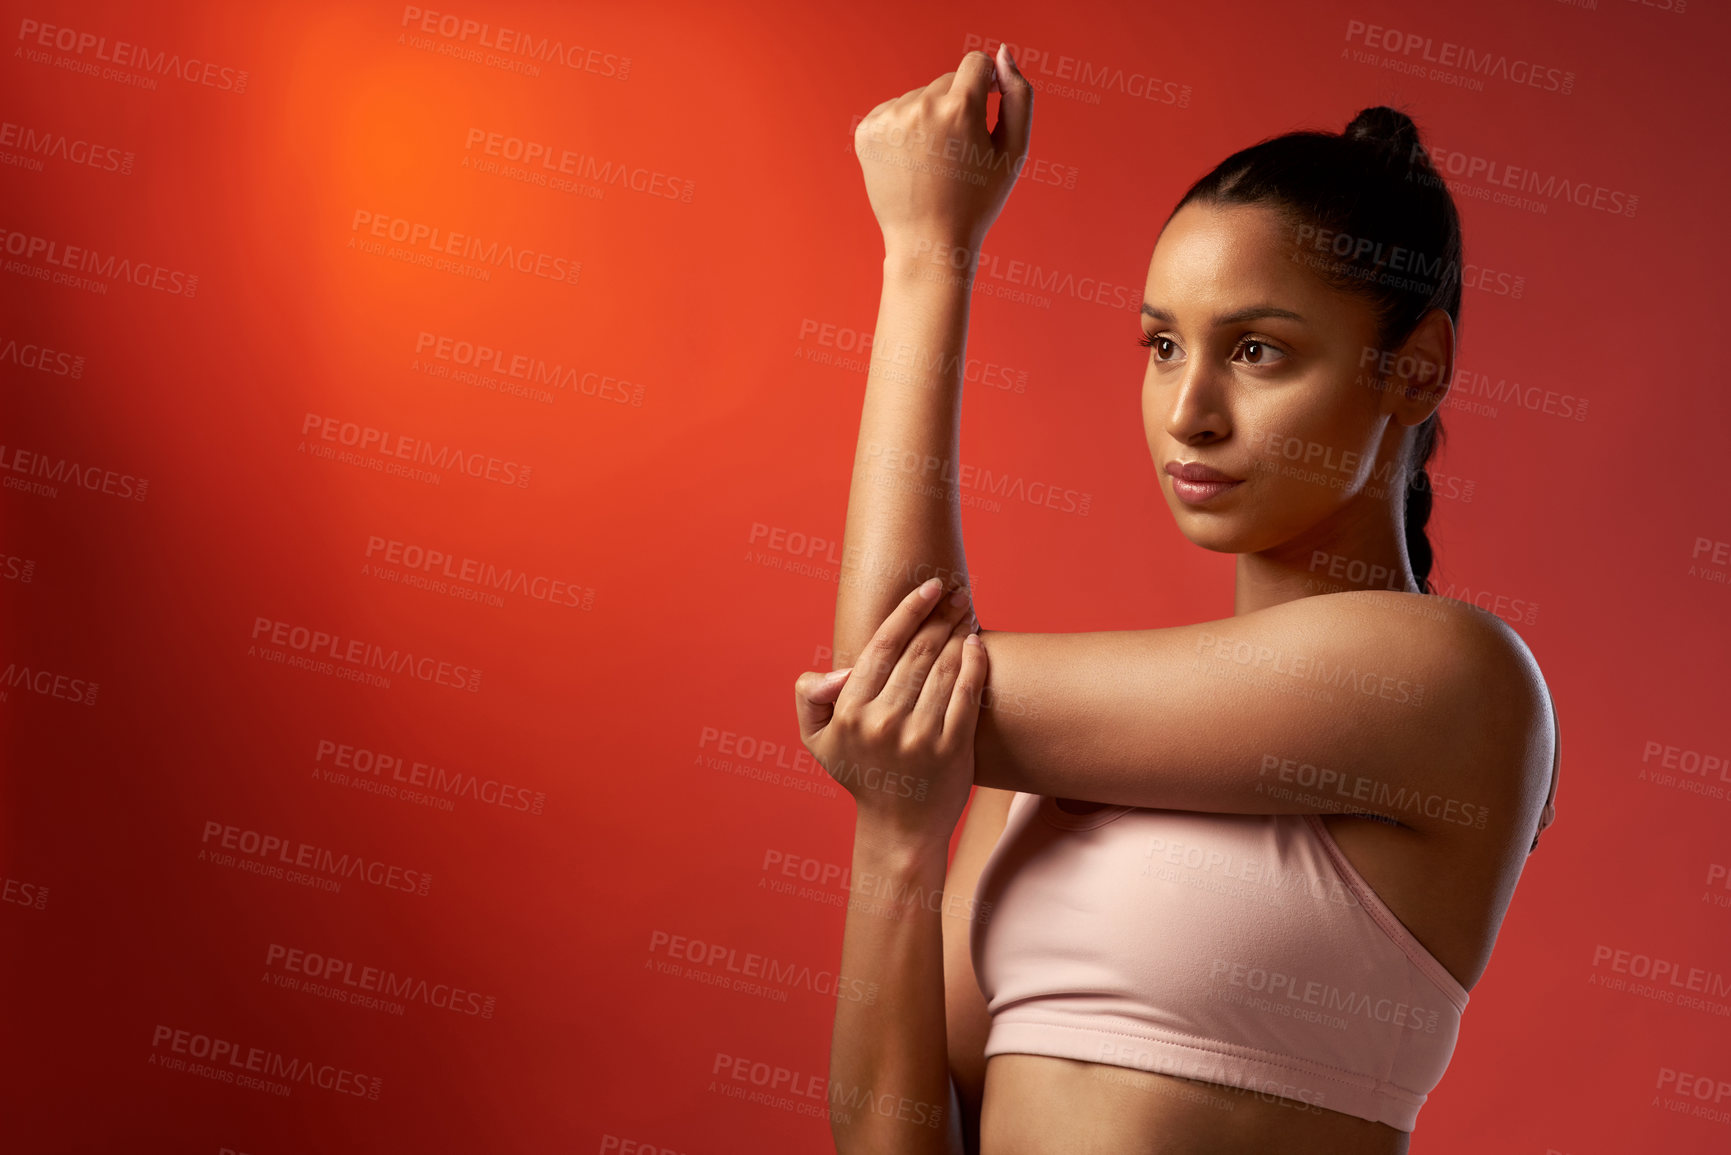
top-left (1140, 201), bottom-right (1420, 556)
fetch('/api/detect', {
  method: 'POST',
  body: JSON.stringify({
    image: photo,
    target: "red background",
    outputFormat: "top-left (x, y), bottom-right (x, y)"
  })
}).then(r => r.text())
top-left (3, 1), bottom-right (1728, 1152)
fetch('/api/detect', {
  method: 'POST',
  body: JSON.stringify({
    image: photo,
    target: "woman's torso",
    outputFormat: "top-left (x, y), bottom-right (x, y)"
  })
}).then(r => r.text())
top-left (974, 795), bottom-right (1519, 1155)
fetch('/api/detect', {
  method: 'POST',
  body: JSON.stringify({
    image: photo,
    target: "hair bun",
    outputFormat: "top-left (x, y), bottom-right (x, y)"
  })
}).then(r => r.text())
top-left (1345, 106), bottom-right (1421, 153)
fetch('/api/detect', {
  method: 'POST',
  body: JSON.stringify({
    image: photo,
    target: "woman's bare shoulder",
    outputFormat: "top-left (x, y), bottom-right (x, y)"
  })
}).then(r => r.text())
top-left (1323, 589), bottom-right (1544, 677)
top-left (1327, 589), bottom-right (1554, 819)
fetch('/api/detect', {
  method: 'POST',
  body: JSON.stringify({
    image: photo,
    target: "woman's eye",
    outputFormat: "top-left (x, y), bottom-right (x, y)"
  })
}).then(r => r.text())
top-left (1137, 332), bottom-right (1177, 360)
top-left (1238, 339), bottom-right (1286, 366)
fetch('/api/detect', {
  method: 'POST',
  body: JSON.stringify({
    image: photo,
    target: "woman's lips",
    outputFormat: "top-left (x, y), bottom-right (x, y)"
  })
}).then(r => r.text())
top-left (1170, 477), bottom-right (1242, 504)
top-left (1165, 461), bottom-right (1242, 505)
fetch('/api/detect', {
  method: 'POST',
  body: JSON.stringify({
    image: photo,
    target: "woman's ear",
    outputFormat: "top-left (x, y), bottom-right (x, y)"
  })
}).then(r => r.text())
top-left (1382, 308), bottom-right (1454, 425)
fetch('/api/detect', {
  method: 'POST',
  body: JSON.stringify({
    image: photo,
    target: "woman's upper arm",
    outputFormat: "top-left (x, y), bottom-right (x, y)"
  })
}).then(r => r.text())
top-left (942, 784), bottom-right (1015, 1144)
top-left (968, 591), bottom-right (1548, 835)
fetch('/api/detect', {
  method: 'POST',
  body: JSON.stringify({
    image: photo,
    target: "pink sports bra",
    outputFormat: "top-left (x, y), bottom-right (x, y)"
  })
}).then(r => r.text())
top-left (969, 795), bottom-right (1471, 1132)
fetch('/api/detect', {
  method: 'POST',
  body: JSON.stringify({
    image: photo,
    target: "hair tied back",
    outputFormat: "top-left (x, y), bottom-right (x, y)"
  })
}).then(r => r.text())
top-left (1345, 105), bottom-right (1421, 154)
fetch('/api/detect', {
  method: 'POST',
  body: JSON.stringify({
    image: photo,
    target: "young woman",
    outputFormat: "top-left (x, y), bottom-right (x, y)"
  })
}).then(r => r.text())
top-left (793, 43), bottom-right (1560, 1155)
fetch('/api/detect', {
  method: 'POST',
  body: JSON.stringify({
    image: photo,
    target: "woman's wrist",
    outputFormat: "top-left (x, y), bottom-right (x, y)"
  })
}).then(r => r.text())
top-left (883, 233), bottom-right (982, 283)
top-left (852, 813), bottom-right (953, 882)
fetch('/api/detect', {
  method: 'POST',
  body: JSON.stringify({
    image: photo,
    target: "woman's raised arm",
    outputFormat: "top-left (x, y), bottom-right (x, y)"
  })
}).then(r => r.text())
top-left (832, 46), bottom-right (1032, 667)
top-left (832, 241), bottom-right (976, 663)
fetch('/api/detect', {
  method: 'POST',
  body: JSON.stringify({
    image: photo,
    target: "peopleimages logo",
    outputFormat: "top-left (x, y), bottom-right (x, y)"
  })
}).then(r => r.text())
top-left (0, 443), bottom-right (148, 500)
top-left (149, 1024), bottom-right (380, 1099)
top-left (462, 128), bottom-right (694, 202)
top-left (961, 33), bottom-right (1191, 107)
top-left (3, 874), bottom-right (50, 910)
top-left (0, 119), bottom-right (133, 174)
top-left (200, 819), bottom-right (435, 897)
top-left (0, 443), bottom-right (148, 502)
top-left (265, 942), bottom-right (497, 1019)
top-left (1410, 141), bottom-right (1638, 219)
top-left (413, 331), bottom-right (643, 406)
top-left (397, 6), bottom-right (631, 79)
top-left (0, 226), bottom-right (197, 296)
top-left (0, 660), bottom-right (99, 705)
top-left (1342, 19), bottom-right (1575, 95)
top-left (1208, 957), bottom-right (1444, 1033)
top-left (15, 18), bottom-right (251, 92)
top-left (314, 737), bottom-right (548, 815)
top-left (349, 210), bottom-right (580, 284)
top-left (648, 929), bottom-right (878, 1004)
top-left (250, 615), bottom-right (483, 693)
top-left (0, 333), bottom-right (86, 377)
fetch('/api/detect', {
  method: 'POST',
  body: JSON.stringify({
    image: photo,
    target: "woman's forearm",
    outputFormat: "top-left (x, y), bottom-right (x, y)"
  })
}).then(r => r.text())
top-left (828, 818), bottom-right (966, 1154)
top-left (834, 243), bottom-right (977, 668)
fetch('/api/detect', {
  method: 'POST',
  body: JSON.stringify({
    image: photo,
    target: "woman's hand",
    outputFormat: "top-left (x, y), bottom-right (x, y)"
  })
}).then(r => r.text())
top-left (794, 579), bottom-right (987, 846)
top-left (853, 44), bottom-right (1033, 256)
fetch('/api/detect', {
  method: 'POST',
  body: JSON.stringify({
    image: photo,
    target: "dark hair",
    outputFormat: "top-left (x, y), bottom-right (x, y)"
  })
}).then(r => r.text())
top-left (1163, 105), bottom-right (1461, 594)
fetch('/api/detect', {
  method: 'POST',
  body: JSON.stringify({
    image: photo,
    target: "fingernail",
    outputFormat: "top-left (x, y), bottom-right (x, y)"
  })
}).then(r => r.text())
top-left (949, 588), bottom-right (969, 608)
top-left (921, 577), bottom-right (942, 598)
top-left (823, 667), bottom-right (851, 683)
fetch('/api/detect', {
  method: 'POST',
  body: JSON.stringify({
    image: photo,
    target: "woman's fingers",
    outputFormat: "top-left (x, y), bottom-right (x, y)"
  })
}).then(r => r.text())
top-left (836, 578), bottom-right (949, 706)
top-left (947, 52), bottom-right (996, 116)
top-left (910, 620), bottom-right (971, 727)
top-left (989, 43), bottom-right (1032, 160)
top-left (792, 668), bottom-right (850, 744)
top-left (921, 70), bottom-right (957, 99)
top-left (942, 631), bottom-right (989, 743)
top-left (875, 587), bottom-right (974, 714)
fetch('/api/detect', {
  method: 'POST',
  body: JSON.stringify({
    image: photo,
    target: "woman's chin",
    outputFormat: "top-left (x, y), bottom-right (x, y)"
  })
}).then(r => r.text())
top-left (1168, 513), bottom-right (1249, 554)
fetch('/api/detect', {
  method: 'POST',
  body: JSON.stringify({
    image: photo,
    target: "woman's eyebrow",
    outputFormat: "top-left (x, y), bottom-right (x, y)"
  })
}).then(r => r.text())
top-left (1141, 303), bottom-right (1307, 326)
